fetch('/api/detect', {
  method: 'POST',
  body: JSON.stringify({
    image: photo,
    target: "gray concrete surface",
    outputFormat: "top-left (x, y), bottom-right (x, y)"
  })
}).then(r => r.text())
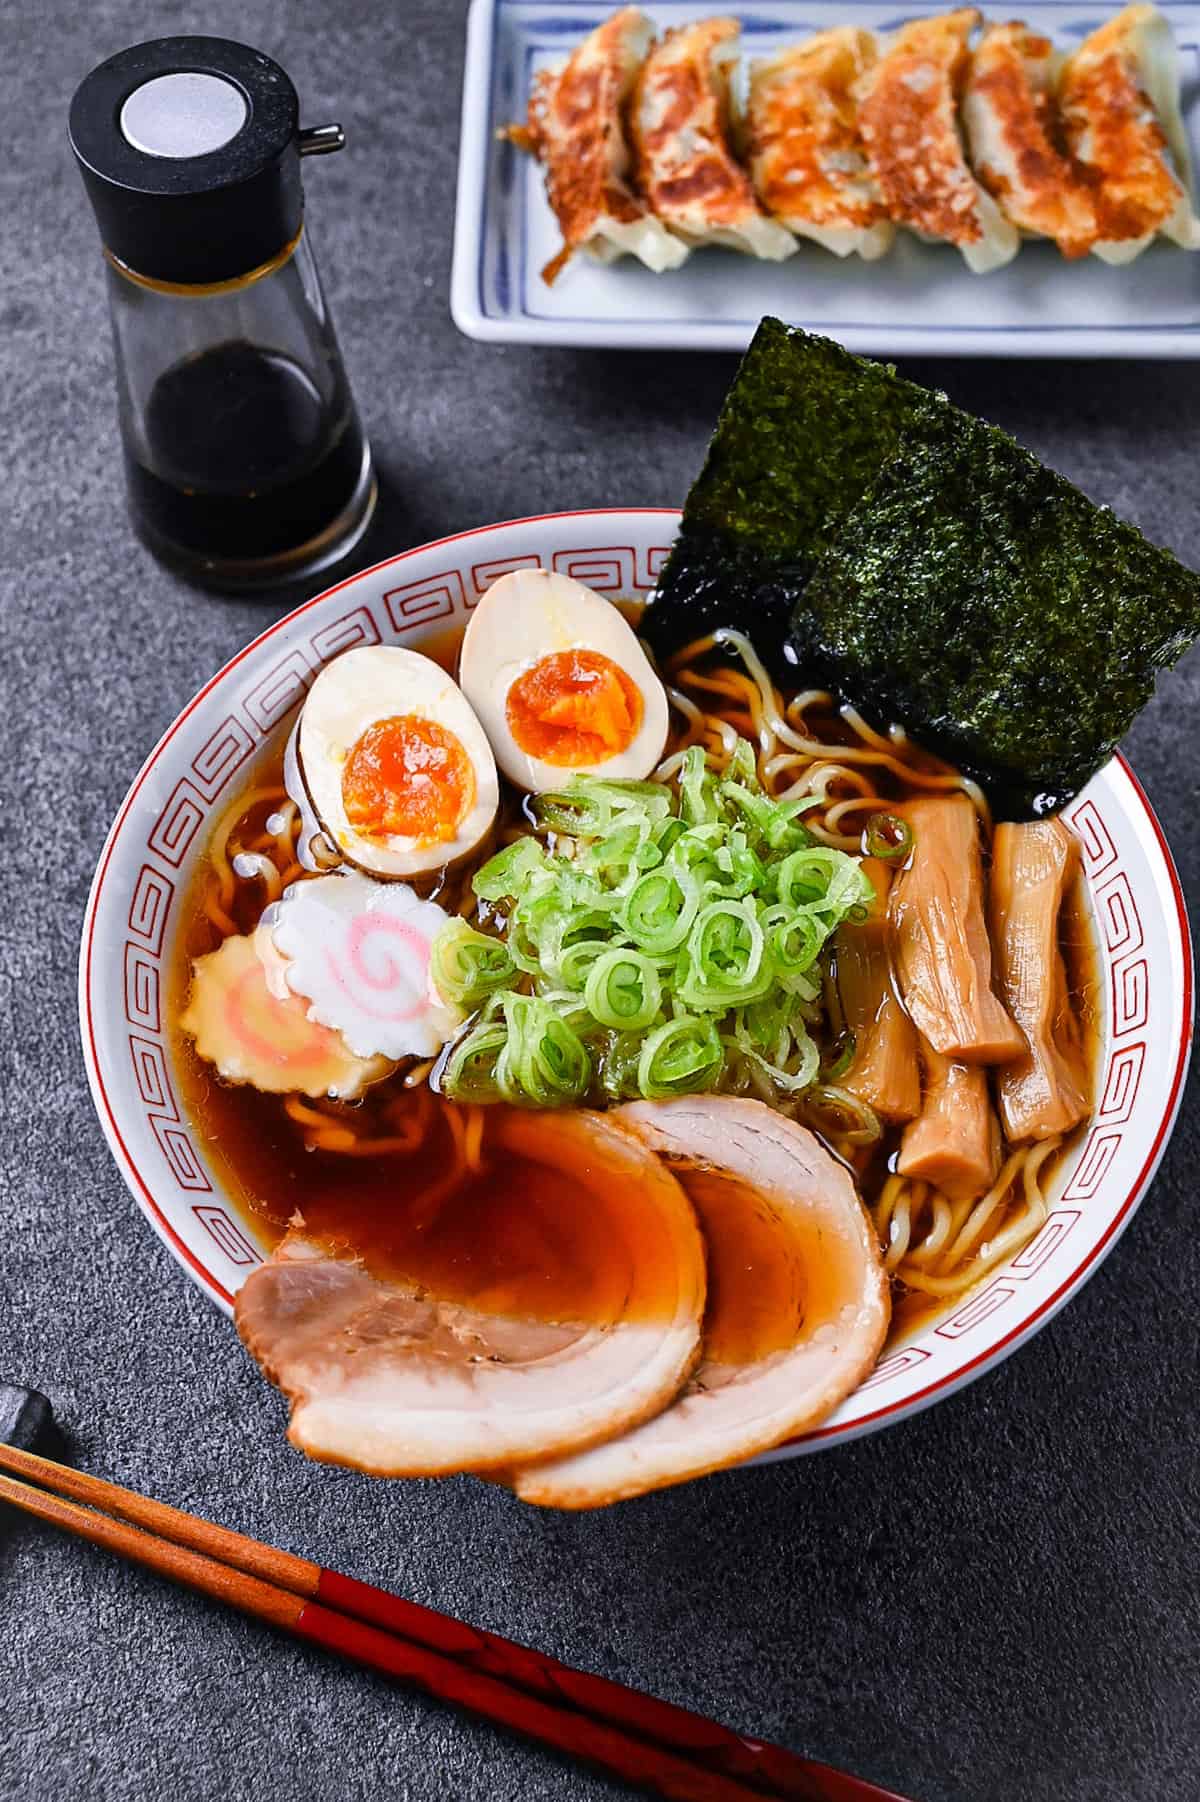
top-left (2, 3), bottom-right (1199, 1799)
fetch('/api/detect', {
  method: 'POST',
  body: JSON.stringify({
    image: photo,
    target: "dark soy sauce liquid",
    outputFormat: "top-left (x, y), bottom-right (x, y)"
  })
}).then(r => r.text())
top-left (125, 340), bottom-right (366, 562)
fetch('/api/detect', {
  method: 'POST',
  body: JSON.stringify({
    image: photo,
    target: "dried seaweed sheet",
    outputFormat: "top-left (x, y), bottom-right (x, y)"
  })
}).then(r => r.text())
top-left (644, 319), bottom-right (1200, 818)
top-left (640, 320), bottom-right (940, 673)
top-left (799, 412), bottom-right (1200, 816)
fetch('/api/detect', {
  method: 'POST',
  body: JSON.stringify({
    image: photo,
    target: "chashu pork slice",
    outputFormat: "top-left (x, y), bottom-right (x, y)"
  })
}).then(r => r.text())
top-left (235, 1109), bottom-right (706, 1477)
top-left (514, 7), bottom-right (689, 284)
top-left (512, 1098), bottom-right (890, 1509)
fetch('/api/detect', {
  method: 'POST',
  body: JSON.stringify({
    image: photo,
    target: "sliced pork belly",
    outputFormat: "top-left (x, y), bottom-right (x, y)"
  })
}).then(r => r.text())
top-left (630, 18), bottom-right (797, 259)
top-left (889, 795), bottom-right (1024, 1065)
top-left (1058, 3), bottom-right (1200, 261)
top-left (989, 819), bottom-right (1091, 1142)
top-left (898, 1039), bottom-right (1001, 1203)
top-left (516, 7), bottom-right (688, 283)
top-left (963, 23), bottom-right (1099, 257)
top-left (856, 9), bottom-right (1020, 272)
top-left (512, 1098), bottom-right (889, 1509)
top-left (235, 1109), bottom-right (705, 1477)
top-left (744, 29), bottom-right (894, 259)
top-left (836, 856), bottom-right (921, 1123)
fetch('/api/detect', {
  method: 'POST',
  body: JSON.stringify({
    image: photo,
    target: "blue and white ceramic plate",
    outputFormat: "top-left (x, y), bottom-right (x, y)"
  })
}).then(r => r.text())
top-left (451, 0), bottom-right (1200, 355)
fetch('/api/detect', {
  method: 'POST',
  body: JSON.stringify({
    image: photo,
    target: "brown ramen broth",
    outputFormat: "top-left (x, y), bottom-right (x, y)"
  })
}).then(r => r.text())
top-left (170, 622), bottom-right (1100, 1352)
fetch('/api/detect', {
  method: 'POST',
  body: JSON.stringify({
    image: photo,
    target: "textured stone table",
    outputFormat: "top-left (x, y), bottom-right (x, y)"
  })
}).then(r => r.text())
top-left (2, 4), bottom-right (1199, 1800)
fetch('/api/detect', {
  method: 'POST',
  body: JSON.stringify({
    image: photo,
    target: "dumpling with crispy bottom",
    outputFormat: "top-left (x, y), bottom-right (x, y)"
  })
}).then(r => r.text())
top-left (744, 28), bottom-right (895, 259)
top-left (962, 22), bottom-right (1099, 258)
top-left (514, 6), bottom-right (689, 284)
top-left (856, 9), bottom-right (1020, 273)
top-left (630, 17), bottom-right (797, 259)
top-left (1057, 2), bottom-right (1200, 262)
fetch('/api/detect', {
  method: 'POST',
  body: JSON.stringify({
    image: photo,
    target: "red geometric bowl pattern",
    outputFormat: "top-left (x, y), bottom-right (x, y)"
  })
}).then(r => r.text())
top-left (79, 511), bottom-right (1193, 1459)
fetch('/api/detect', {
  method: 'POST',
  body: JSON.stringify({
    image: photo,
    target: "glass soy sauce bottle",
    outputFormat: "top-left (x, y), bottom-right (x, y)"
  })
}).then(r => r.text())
top-left (70, 37), bottom-right (376, 589)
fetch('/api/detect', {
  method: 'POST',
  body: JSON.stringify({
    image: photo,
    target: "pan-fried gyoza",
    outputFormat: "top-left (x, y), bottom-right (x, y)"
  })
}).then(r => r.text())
top-left (508, 4), bottom-right (1200, 278)
top-left (629, 17), bottom-right (797, 260)
top-left (742, 28), bottom-right (894, 261)
top-left (508, 5), bottom-right (690, 284)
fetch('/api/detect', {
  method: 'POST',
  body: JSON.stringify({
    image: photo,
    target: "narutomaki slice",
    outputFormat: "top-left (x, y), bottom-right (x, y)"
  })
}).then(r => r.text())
top-left (235, 1110), bottom-right (705, 1477)
top-left (511, 1098), bottom-right (890, 1509)
top-left (989, 819), bottom-right (1091, 1142)
top-left (890, 794), bottom-right (1024, 1065)
top-left (836, 856), bottom-right (921, 1123)
top-left (898, 1039), bottom-right (1001, 1203)
top-left (180, 929), bottom-right (392, 1100)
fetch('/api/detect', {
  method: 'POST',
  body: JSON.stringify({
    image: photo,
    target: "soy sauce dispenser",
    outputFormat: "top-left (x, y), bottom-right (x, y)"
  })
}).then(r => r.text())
top-left (70, 38), bottom-right (376, 589)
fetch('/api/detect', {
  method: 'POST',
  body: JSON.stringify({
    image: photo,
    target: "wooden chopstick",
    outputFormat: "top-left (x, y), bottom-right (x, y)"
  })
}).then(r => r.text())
top-left (0, 1444), bottom-right (913, 1802)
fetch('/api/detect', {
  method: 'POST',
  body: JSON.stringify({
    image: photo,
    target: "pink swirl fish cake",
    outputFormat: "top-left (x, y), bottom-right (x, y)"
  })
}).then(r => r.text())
top-left (180, 929), bottom-right (391, 1100)
top-left (267, 872), bottom-right (462, 1063)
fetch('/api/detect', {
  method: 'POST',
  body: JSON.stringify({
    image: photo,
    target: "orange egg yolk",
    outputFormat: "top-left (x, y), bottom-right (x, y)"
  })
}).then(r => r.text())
top-left (341, 715), bottom-right (475, 846)
top-left (505, 650), bottom-right (643, 767)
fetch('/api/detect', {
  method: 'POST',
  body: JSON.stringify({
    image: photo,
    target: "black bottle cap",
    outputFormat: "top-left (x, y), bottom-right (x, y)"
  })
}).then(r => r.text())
top-left (70, 37), bottom-right (307, 285)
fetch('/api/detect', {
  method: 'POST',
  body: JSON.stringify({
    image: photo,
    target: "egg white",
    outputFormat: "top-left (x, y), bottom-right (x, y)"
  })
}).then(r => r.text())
top-left (459, 569), bottom-right (669, 792)
top-left (298, 645), bottom-right (499, 879)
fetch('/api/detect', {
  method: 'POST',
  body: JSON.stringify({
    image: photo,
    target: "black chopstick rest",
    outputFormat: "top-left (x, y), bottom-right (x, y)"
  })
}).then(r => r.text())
top-left (0, 1383), bottom-right (54, 1453)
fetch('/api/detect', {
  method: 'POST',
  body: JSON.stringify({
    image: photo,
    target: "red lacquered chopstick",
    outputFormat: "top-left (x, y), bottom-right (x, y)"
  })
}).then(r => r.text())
top-left (0, 1444), bottom-right (913, 1802)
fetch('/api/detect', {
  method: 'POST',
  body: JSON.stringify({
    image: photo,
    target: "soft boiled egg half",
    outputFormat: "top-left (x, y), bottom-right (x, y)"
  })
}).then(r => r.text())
top-left (459, 570), bottom-right (669, 792)
top-left (297, 646), bottom-right (499, 880)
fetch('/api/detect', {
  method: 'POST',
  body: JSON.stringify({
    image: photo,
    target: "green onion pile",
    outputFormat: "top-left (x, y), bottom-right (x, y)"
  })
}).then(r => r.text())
top-left (429, 741), bottom-right (875, 1108)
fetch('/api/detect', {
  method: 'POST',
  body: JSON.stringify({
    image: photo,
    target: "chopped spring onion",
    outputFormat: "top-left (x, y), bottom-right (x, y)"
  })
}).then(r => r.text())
top-left (430, 920), bottom-right (517, 1008)
top-left (471, 836), bottom-right (547, 902)
top-left (620, 867), bottom-right (701, 956)
top-left (440, 1021), bottom-right (508, 1102)
top-left (495, 994), bottom-right (591, 1107)
top-left (804, 1083), bottom-right (883, 1145)
top-left (821, 1032), bottom-right (858, 1083)
top-left (599, 1030), bottom-right (645, 1101)
top-left (557, 939), bottom-right (611, 991)
top-left (678, 900), bottom-right (769, 1010)
top-left (638, 1015), bottom-right (724, 1099)
top-left (863, 812), bottom-right (914, 862)
top-left (432, 738), bottom-right (875, 1106)
top-left (532, 779), bottom-right (673, 839)
top-left (585, 948), bottom-right (662, 1031)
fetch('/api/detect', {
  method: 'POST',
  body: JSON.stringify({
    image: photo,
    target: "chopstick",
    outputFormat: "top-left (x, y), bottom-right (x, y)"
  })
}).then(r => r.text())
top-left (0, 1444), bottom-right (913, 1802)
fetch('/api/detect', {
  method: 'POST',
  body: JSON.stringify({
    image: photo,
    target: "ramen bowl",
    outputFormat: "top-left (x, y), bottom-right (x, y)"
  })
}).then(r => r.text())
top-left (79, 510), bottom-right (1193, 1460)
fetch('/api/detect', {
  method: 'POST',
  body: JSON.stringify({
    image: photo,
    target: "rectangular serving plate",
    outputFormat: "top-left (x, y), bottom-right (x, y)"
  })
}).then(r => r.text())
top-left (452, 0), bottom-right (1200, 355)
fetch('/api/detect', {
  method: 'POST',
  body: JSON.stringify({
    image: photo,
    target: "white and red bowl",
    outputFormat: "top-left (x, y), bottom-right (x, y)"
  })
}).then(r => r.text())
top-left (79, 510), bottom-right (1194, 1460)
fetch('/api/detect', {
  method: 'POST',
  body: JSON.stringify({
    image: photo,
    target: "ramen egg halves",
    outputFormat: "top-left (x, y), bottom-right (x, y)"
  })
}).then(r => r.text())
top-left (459, 569), bottom-right (669, 792)
top-left (297, 646), bottom-right (499, 880)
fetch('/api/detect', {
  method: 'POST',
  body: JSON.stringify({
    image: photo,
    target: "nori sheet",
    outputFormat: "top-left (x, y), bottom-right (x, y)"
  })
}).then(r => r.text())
top-left (797, 410), bottom-right (1200, 817)
top-left (641, 319), bottom-right (942, 674)
top-left (643, 318), bottom-right (1200, 819)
